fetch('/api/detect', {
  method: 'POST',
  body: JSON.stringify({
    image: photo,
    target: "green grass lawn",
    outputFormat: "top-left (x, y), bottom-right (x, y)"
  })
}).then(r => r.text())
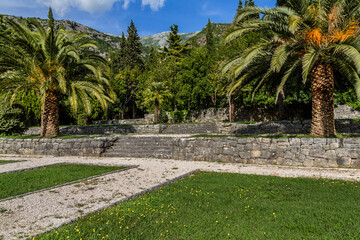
top-left (0, 164), bottom-right (126, 199)
top-left (36, 172), bottom-right (360, 239)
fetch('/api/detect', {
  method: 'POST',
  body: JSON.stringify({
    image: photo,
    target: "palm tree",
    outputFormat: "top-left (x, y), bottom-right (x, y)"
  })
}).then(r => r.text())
top-left (142, 81), bottom-right (172, 123)
top-left (0, 9), bottom-right (115, 136)
top-left (223, 0), bottom-right (360, 136)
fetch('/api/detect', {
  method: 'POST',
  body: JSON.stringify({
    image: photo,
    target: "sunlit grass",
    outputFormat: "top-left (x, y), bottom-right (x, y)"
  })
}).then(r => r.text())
top-left (0, 164), bottom-right (126, 199)
top-left (36, 172), bottom-right (360, 239)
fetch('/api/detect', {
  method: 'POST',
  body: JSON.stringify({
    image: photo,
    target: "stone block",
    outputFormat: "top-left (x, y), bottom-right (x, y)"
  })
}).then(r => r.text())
top-left (336, 157), bottom-right (352, 167)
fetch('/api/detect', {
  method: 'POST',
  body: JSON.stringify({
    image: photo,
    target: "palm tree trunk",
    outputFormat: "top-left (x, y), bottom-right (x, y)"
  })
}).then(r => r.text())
top-left (132, 101), bottom-right (136, 119)
top-left (229, 96), bottom-right (235, 123)
top-left (278, 89), bottom-right (286, 120)
top-left (154, 98), bottom-right (159, 124)
top-left (40, 91), bottom-right (59, 137)
top-left (310, 63), bottom-right (336, 137)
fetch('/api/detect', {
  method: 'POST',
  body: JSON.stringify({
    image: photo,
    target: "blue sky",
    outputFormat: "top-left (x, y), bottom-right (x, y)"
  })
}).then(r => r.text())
top-left (0, 0), bottom-right (277, 36)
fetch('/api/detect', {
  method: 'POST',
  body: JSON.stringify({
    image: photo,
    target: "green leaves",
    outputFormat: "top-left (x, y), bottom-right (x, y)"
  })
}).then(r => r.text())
top-left (0, 10), bottom-right (115, 134)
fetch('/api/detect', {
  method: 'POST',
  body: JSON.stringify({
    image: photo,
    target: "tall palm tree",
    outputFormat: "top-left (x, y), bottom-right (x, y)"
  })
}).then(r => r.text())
top-left (223, 0), bottom-right (360, 136)
top-left (0, 9), bottom-right (115, 136)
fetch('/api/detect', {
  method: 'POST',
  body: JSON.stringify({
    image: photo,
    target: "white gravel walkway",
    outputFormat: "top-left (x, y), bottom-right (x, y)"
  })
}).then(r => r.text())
top-left (0, 156), bottom-right (359, 239)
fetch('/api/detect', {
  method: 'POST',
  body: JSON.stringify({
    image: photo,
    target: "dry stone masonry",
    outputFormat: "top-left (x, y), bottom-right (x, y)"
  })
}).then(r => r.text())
top-left (2, 135), bottom-right (360, 168)
top-left (0, 137), bottom-right (117, 157)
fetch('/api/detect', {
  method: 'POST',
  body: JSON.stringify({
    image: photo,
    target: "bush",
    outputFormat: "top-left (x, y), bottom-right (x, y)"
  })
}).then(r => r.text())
top-left (0, 105), bottom-right (29, 135)
top-left (170, 110), bottom-right (190, 123)
top-left (159, 110), bottom-right (169, 123)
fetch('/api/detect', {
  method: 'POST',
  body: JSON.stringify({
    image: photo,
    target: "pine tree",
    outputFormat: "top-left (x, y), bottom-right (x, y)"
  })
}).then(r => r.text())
top-left (206, 19), bottom-right (215, 52)
top-left (163, 24), bottom-right (190, 59)
top-left (124, 20), bottom-right (143, 70)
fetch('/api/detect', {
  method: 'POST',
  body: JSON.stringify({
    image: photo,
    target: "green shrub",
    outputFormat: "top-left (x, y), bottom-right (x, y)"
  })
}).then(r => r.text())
top-left (170, 110), bottom-right (190, 123)
top-left (159, 110), bottom-right (169, 123)
top-left (0, 105), bottom-right (29, 135)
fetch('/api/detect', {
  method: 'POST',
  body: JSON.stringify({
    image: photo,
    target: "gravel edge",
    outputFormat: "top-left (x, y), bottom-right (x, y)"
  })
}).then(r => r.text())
top-left (26, 169), bottom-right (200, 239)
top-left (0, 165), bottom-right (138, 203)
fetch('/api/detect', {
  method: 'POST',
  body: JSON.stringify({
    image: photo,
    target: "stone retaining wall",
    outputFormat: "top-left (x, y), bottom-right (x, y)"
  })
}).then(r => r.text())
top-left (173, 137), bottom-right (360, 168)
top-left (0, 137), bottom-right (117, 157)
top-left (2, 136), bottom-right (360, 168)
top-left (24, 120), bottom-right (360, 136)
top-left (25, 125), bottom-right (160, 136)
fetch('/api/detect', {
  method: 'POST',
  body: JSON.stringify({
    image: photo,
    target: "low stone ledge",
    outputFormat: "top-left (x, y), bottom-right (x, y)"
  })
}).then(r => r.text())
top-left (0, 137), bottom-right (117, 157)
top-left (172, 137), bottom-right (360, 168)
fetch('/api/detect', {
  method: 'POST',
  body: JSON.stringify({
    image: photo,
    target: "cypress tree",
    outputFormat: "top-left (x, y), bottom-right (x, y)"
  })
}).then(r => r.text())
top-left (124, 20), bottom-right (143, 70)
top-left (119, 32), bottom-right (127, 70)
top-left (206, 19), bottom-right (215, 52)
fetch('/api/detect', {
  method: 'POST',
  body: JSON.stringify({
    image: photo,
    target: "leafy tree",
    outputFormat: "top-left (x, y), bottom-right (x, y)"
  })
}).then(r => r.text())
top-left (177, 47), bottom-right (216, 110)
top-left (112, 67), bottom-right (143, 119)
top-left (0, 8), bottom-right (115, 136)
top-left (223, 0), bottom-right (360, 136)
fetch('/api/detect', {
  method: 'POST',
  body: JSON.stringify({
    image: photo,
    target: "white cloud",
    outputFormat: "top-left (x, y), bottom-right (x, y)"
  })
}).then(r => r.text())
top-left (3, 0), bottom-right (167, 17)
top-left (36, 0), bottom-right (125, 16)
top-left (141, 0), bottom-right (165, 11)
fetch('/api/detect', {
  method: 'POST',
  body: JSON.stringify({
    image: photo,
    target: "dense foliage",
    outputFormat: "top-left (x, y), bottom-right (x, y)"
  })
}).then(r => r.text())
top-left (0, 104), bottom-right (29, 135)
top-left (1, 1), bottom-right (360, 130)
top-left (223, 0), bottom-right (360, 136)
top-left (0, 9), bottom-right (115, 136)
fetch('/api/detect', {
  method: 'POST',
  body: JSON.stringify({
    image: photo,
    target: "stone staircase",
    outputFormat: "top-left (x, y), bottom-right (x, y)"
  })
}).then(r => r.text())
top-left (103, 136), bottom-right (175, 159)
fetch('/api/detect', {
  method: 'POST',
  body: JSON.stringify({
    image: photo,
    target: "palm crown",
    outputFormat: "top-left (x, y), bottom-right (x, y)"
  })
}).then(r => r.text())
top-left (223, 0), bottom-right (360, 136)
top-left (0, 9), bottom-right (115, 136)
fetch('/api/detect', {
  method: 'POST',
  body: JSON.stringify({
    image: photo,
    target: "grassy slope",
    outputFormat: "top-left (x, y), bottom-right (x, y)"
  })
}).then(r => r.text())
top-left (36, 172), bottom-right (360, 239)
top-left (0, 164), bottom-right (125, 199)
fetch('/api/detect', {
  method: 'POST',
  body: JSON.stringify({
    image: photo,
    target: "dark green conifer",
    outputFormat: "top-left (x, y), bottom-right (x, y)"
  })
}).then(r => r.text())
top-left (164, 24), bottom-right (190, 58)
top-left (124, 20), bottom-right (144, 69)
top-left (147, 47), bottom-right (159, 70)
top-left (206, 19), bottom-right (215, 52)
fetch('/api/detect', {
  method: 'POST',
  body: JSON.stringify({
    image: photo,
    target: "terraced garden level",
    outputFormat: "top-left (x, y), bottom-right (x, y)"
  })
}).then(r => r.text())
top-left (36, 172), bottom-right (360, 239)
top-left (0, 160), bottom-right (17, 165)
top-left (0, 164), bottom-right (126, 199)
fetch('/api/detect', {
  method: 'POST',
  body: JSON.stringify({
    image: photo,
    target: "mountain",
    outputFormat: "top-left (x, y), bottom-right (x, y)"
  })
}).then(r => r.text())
top-left (189, 23), bottom-right (232, 46)
top-left (1, 14), bottom-right (123, 54)
top-left (1, 14), bottom-right (231, 53)
top-left (140, 31), bottom-right (200, 48)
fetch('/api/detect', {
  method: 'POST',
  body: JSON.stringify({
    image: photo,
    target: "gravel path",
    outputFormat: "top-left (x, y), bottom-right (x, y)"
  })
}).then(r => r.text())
top-left (0, 156), bottom-right (359, 239)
